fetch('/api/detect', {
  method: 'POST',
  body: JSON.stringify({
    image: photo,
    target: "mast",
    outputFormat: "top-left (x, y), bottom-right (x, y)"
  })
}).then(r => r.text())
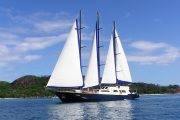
top-left (101, 22), bottom-right (117, 85)
top-left (76, 10), bottom-right (84, 87)
top-left (96, 12), bottom-right (101, 84)
top-left (76, 10), bottom-right (82, 69)
top-left (83, 26), bottom-right (99, 88)
top-left (113, 25), bottom-right (132, 84)
top-left (83, 12), bottom-right (101, 88)
top-left (79, 10), bottom-right (82, 66)
top-left (113, 21), bottom-right (118, 84)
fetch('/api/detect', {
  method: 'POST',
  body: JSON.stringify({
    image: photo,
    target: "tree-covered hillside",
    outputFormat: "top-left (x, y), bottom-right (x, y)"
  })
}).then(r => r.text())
top-left (130, 83), bottom-right (180, 94)
top-left (0, 75), bottom-right (53, 98)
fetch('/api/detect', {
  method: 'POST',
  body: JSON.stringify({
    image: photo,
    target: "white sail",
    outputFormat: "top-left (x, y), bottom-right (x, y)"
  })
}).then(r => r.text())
top-left (83, 31), bottom-right (99, 88)
top-left (47, 21), bottom-right (83, 87)
top-left (101, 35), bottom-right (117, 84)
top-left (115, 30), bottom-right (132, 83)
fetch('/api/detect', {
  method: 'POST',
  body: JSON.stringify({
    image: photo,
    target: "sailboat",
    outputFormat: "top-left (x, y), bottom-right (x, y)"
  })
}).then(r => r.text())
top-left (46, 11), bottom-right (139, 102)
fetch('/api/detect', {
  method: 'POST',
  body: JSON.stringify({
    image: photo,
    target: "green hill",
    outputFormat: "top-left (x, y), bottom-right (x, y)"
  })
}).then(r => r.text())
top-left (0, 75), bottom-right (53, 98)
top-left (0, 75), bottom-right (179, 98)
top-left (0, 81), bottom-right (12, 98)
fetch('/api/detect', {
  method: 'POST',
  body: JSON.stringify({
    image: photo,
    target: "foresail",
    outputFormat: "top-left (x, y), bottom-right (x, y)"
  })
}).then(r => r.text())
top-left (101, 36), bottom-right (116, 84)
top-left (84, 31), bottom-right (99, 88)
top-left (115, 30), bottom-right (132, 83)
top-left (47, 21), bottom-right (83, 87)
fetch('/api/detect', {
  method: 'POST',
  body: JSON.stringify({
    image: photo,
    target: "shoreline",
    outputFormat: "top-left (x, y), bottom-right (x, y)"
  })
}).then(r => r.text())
top-left (0, 96), bottom-right (57, 99)
top-left (1, 93), bottom-right (180, 99)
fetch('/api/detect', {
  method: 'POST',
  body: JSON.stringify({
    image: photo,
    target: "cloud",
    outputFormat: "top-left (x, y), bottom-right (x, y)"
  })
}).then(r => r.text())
top-left (0, 9), bottom-right (93, 69)
top-left (0, 33), bottom-right (68, 66)
top-left (0, 44), bottom-right (9, 56)
top-left (0, 8), bottom-right (73, 35)
top-left (24, 55), bottom-right (42, 62)
top-left (0, 9), bottom-right (72, 68)
top-left (34, 20), bottom-right (72, 33)
top-left (128, 40), bottom-right (180, 65)
top-left (0, 30), bottom-right (20, 46)
top-left (130, 40), bottom-right (167, 52)
top-left (16, 33), bottom-right (67, 52)
top-left (124, 12), bottom-right (131, 18)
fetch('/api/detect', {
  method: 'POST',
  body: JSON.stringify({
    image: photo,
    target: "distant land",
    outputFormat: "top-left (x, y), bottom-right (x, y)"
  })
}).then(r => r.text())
top-left (0, 75), bottom-right (180, 98)
top-left (0, 75), bottom-right (53, 98)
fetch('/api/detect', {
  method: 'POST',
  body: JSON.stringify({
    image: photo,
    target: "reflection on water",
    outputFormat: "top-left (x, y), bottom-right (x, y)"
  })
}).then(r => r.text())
top-left (47, 102), bottom-right (84, 120)
top-left (47, 100), bottom-right (132, 120)
top-left (1, 95), bottom-right (180, 120)
top-left (99, 100), bottom-right (132, 120)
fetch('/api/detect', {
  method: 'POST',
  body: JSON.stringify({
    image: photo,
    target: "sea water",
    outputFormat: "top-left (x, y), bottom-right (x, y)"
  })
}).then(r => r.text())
top-left (0, 94), bottom-right (180, 120)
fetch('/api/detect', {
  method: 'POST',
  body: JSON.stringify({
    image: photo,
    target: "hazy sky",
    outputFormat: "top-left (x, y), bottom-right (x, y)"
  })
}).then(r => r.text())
top-left (0, 0), bottom-right (180, 85)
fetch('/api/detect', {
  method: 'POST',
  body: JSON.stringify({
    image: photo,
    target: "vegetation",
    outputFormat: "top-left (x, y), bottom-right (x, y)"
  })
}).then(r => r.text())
top-left (0, 75), bottom-right (179, 98)
top-left (0, 75), bottom-right (54, 98)
top-left (130, 83), bottom-right (180, 94)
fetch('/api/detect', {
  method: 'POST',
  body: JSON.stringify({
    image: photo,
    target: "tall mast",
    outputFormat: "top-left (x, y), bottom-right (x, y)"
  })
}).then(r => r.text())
top-left (79, 10), bottom-right (84, 86)
top-left (76, 10), bottom-right (84, 87)
top-left (113, 21), bottom-right (118, 84)
top-left (96, 12), bottom-right (101, 83)
top-left (79, 10), bottom-right (82, 65)
top-left (77, 10), bottom-right (82, 68)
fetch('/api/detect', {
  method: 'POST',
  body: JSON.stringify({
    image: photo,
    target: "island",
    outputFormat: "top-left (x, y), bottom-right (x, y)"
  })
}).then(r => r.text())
top-left (0, 75), bottom-right (179, 98)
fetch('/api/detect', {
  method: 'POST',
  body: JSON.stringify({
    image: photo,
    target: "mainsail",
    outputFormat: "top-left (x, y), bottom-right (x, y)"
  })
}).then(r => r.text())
top-left (47, 21), bottom-right (83, 87)
top-left (83, 31), bottom-right (99, 88)
top-left (115, 29), bottom-right (132, 83)
top-left (101, 35), bottom-right (117, 84)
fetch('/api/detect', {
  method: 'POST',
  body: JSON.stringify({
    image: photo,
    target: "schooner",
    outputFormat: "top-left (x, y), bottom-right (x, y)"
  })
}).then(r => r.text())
top-left (46, 11), bottom-right (139, 102)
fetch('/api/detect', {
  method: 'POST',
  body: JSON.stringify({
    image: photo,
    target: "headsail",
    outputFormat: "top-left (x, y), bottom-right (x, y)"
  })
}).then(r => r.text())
top-left (101, 35), bottom-right (117, 84)
top-left (83, 31), bottom-right (99, 88)
top-left (47, 21), bottom-right (83, 87)
top-left (115, 29), bottom-right (132, 83)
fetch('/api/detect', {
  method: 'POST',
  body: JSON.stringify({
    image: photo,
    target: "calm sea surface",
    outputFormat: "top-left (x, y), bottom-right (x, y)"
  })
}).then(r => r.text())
top-left (0, 94), bottom-right (180, 120)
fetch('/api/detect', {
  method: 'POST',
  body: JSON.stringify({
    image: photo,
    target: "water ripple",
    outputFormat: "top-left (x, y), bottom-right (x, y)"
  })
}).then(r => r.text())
top-left (0, 94), bottom-right (180, 120)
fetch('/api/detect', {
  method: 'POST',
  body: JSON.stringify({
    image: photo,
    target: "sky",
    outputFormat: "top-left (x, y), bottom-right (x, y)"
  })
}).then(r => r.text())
top-left (0, 0), bottom-right (180, 85)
